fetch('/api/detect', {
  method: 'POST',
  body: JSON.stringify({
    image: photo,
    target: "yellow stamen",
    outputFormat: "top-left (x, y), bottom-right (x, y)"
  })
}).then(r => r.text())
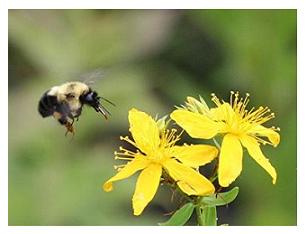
top-left (209, 92), bottom-right (280, 143)
top-left (160, 129), bottom-right (182, 149)
top-left (230, 90), bottom-right (235, 106)
top-left (114, 164), bottom-right (127, 170)
top-left (114, 136), bottom-right (140, 162)
top-left (120, 136), bottom-right (138, 148)
top-left (211, 93), bottom-right (222, 107)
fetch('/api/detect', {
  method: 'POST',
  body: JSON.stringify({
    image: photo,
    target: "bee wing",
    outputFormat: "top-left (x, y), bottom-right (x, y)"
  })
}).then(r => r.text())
top-left (57, 68), bottom-right (106, 86)
top-left (79, 68), bottom-right (106, 86)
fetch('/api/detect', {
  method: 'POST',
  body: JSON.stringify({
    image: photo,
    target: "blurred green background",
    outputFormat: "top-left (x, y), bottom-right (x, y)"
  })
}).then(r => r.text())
top-left (8, 10), bottom-right (296, 226)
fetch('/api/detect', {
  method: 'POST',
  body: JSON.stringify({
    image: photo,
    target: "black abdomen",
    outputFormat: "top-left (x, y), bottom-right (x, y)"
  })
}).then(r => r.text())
top-left (38, 91), bottom-right (58, 117)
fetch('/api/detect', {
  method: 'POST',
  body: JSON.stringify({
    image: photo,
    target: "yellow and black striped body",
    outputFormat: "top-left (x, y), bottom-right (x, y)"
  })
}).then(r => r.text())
top-left (38, 81), bottom-right (113, 134)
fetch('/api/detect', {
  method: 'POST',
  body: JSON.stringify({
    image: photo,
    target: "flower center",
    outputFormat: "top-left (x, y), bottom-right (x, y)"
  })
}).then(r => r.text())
top-left (114, 129), bottom-right (181, 167)
top-left (155, 129), bottom-right (181, 161)
top-left (211, 91), bottom-right (277, 136)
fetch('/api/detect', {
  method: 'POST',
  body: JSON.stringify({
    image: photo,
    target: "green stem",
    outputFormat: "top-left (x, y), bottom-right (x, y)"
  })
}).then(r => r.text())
top-left (213, 137), bottom-right (221, 149)
top-left (210, 137), bottom-right (221, 182)
top-left (195, 205), bottom-right (205, 226)
top-left (209, 173), bottom-right (218, 182)
top-left (195, 199), bottom-right (218, 226)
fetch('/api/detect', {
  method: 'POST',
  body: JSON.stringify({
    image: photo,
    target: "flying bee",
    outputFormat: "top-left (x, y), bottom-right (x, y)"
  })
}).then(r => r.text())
top-left (38, 81), bottom-right (114, 135)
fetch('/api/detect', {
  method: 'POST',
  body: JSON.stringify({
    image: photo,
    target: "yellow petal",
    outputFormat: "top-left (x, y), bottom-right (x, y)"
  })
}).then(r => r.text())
top-left (240, 135), bottom-right (277, 184)
top-left (103, 156), bottom-right (149, 192)
top-left (170, 109), bottom-right (223, 139)
top-left (218, 134), bottom-right (243, 187)
top-left (132, 163), bottom-right (162, 216)
top-left (171, 144), bottom-right (218, 168)
top-left (248, 124), bottom-right (280, 147)
top-left (210, 103), bottom-right (234, 122)
top-left (163, 159), bottom-right (215, 196)
top-left (128, 108), bottom-right (160, 155)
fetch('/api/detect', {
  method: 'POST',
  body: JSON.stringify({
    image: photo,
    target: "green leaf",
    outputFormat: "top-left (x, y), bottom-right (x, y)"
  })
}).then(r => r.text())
top-left (199, 187), bottom-right (239, 207)
top-left (197, 206), bottom-right (217, 226)
top-left (159, 202), bottom-right (195, 226)
top-left (156, 115), bottom-right (170, 132)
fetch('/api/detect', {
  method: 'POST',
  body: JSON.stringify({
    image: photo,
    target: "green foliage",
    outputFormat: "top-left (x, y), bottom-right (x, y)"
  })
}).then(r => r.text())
top-left (159, 202), bottom-right (195, 226)
top-left (199, 187), bottom-right (239, 207)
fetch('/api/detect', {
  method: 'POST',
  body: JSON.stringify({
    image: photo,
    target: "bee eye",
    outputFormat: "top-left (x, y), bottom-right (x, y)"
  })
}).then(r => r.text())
top-left (66, 93), bottom-right (75, 99)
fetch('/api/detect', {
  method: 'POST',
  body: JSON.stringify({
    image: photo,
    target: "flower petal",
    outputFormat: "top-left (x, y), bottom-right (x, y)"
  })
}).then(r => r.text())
top-left (103, 155), bottom-right (149, 192)
top-left (218, 134), bottom-right (243, 187)
top-left (128, 108), bottom-right (160, 155)
top-left (163, 159), bottom-right (215, 196)
top-left (132, 163), bottom-right (162, 216)
top-left (240, 135), bottom-right (277, 184)
top-left (210, 103), bottom-right (234, 121)
top-left (171, 144), bottom-right (218, 168)
top-left (248, 125), bottom-right (280, 147)
top-left (170, 109), bottom-right (223, 139)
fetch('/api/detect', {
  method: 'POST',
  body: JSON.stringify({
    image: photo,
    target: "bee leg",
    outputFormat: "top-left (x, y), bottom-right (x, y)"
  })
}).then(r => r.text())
top-left (58, 117), bottom-right (74, 136)
top-left (64, 122), bottom-right (75, 136)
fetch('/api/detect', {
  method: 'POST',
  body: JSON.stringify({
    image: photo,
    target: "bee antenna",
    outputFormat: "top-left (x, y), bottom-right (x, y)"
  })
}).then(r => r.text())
top-left (98, 104), bottom-right (111, 120)
top-left (100, 96), bottom-right (116, 107)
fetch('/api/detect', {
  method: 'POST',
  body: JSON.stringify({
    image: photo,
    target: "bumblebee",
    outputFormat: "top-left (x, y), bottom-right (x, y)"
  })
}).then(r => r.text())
top-left (38, 81), bottom-right (114, 135)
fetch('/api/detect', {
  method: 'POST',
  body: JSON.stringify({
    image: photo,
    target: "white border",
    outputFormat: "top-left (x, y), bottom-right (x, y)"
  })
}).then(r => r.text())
top-left (3, 1), bottom-right (305, 234)
top-left (2, 226), bottom-right (301, 234)
top-left (297, 6), bottom-right (305, 229)
top-left (1, 2), bottom-right (8, 233)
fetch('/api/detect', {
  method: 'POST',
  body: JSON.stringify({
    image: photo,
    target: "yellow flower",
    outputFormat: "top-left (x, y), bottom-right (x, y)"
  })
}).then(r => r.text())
top-left (103, 108), bottom-right (218, 215)
top-left (170, 92), bottom-right (280, 187)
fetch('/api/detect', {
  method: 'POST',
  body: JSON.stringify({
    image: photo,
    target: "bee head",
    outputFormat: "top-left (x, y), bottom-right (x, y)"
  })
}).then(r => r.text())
top-left (80, 90), bottom-right (112, 119)
top-left (80, 90), bottom-right (98, 104)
